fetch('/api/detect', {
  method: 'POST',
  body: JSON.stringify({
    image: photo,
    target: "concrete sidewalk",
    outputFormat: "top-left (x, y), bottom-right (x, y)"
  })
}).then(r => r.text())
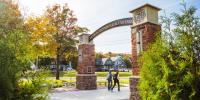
top-left (47, 77), bottom-right (129, 81)
top-left (49, 87), bottom-right (129, 100)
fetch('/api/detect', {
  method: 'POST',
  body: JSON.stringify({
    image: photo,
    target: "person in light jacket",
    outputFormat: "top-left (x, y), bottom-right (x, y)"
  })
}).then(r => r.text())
top-left (106, 70), bottom-right (113, 90)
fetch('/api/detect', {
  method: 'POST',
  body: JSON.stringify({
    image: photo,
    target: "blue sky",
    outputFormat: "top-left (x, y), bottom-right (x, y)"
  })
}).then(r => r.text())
top-left (19, 0), bottom-right (200, 53)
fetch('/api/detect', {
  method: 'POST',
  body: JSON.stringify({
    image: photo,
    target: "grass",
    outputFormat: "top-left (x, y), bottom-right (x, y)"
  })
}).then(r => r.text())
top-left (96, 72), bottom-right (131, 77)
top-left (46, 79), bottom-right (129, 88)
top-left (20, 79), bottom-right (129, 89)
top-left (63, 71), bottom-right (76, 77)
top-left (20, 70), bottom-right (131, 89)
top-left (97, 80), bottom-right (129, 84)
top-left (97, 80), bottom-right (129, 87)
top-left (50, 71), bottom-right (132, 77)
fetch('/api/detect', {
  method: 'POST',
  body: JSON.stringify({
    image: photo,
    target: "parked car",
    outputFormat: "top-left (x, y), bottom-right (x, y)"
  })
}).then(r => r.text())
top-left (66, 67), bottom-right (74, 71)
top-left (119, 68), bottom-right (129, 72)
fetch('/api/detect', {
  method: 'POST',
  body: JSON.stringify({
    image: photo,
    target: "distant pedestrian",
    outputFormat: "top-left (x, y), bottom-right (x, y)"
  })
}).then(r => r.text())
top-left (106, 70), bottom-right (113, 90)
top-left (111, 71), bottom-right (120, 91)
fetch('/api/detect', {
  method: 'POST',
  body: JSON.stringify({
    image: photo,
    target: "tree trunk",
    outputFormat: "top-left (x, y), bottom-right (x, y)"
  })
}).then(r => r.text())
top-left (56, 49), bottom-right (60, 80)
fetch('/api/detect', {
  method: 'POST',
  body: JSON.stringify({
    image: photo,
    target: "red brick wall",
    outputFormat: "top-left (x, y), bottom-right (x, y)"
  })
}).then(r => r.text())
top-left (130, 77), bottom-right (140, 100)
top-left (131, 22), bottom-right (161, 75)
top-left (76, 44), bottom-right (97, 90)
top-left (76, 74), bottom-right (97, 90)
top-left (77, 44), bottom-right (95, 74)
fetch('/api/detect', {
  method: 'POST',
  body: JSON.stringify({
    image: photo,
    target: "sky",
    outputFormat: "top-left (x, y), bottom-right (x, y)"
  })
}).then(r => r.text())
top-left (18, 0), bottom-right (200, 54)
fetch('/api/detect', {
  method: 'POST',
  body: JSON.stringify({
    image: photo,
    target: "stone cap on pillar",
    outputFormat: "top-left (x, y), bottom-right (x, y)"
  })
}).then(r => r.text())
top-left (130, 3), bottom-right (161, 28)
top-left (79, 33), bottom-right (93, 44)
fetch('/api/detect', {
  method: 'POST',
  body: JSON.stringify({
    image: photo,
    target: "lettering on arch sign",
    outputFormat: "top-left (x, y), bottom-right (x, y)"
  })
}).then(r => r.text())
top-left (89, 17), bottom-right (133, 41)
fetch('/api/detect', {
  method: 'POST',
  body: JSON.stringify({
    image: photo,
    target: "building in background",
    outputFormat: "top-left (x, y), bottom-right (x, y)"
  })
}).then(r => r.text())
top-left (95, 55), bottom-right (129, 71)
top-left (37, 57), bottom-right (74, 71)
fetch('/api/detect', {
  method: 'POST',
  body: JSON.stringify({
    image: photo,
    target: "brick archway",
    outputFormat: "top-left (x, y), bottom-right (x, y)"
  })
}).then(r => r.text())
top-left (76, 3), bottom-right (161, 100)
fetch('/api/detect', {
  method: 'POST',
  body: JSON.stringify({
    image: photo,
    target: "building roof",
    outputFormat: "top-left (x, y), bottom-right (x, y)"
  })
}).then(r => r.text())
top-left (100, 56), bottom-right (122, 65)
top-left (102, 58), bottom-right (107, 65)
top-left (130, 3), bottom-right (161, 13)
top-left (95, 55), bottom-right (127, 68)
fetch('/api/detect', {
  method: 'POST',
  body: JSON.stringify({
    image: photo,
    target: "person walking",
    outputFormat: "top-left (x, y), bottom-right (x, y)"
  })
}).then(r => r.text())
top-left (111, 71), bottom-right (120, 91)
top-left (106, 70), bottom-right (113, 90)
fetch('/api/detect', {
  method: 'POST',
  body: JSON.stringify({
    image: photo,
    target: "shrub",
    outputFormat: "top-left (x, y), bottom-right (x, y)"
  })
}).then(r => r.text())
top-left (139, 3), bottom-right (200, 99)
top-left (16, 69), bottom-right (50, 100)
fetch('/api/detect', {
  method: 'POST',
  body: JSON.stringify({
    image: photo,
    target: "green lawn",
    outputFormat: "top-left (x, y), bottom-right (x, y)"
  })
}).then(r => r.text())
top-left (50, 71), bottom-right (132, 77)
top-left (45, 79), bottom-right (129, 88)
top-left (96, 71), bottom-right (131, 77)
top-left (21, 71), bottom-right (131, 89)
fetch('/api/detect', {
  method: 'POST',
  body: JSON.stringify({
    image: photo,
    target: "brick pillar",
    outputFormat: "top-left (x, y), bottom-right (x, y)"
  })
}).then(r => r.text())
top-left (131, 22), bottom-right (161, 75)
top-left (130, 76), bottom-right (140, 100)
top-left (131, 27), bottom-right (139, 75)
top-left (76, 44), bottom-right (97, 90)
top-left (130, 22), bottom-right (161, 100)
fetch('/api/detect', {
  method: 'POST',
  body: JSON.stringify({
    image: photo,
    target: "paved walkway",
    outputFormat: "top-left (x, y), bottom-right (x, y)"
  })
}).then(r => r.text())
top-left (49, 87), bottom-right (129, 100)
top-left (47, 77), bottom-right (129, 81)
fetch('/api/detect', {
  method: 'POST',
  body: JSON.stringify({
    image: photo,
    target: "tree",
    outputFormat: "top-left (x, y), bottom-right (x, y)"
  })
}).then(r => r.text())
top-left (122, 55), bottom-right (132, 69)
top-left (95, 52), bottom-right (106, 59)
top-left (27, 4), bottom-right (88, 79)
top-left (26, 16), bottom-right (57, 58)
top-left (38, 57), bottom-right (52, 68)
top-left (43, 4), bottom-right (87, 80)
top-left (65, 47), bottom-right (78, 70)
top-left (0, 1), bottom-right (50, 99)
top-left (26, 16), bottom-right (58, 69)
top-left (104, 52), bottom-right (118, 58)
top-left (0, 0), bottom-right (33, 99)
top-left (139, 3), bottom-right (200, 99)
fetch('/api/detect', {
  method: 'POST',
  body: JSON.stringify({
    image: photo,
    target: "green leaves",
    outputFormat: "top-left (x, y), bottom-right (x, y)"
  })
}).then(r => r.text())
top-left (139, 3), bottom-right (200, 100)
top-left (0, 1), bottom-right (47, 99)
top-left (18, 69), bottom-right (50, 100)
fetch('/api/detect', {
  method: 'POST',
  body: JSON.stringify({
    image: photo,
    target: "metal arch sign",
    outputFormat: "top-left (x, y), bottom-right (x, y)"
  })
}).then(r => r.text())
top-left (89, 17), bottom-right (133, 41)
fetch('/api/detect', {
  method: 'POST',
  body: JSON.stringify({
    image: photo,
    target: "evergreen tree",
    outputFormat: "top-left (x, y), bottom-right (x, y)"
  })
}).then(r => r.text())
top-left (139, 3), bottom-right (200, 99)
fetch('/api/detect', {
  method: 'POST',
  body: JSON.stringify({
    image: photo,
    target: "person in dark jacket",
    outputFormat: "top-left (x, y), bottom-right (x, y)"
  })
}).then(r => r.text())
top-left (111, 71), bottom-right (120, 91)
top-left (106, 70), bottom-right (113, 90)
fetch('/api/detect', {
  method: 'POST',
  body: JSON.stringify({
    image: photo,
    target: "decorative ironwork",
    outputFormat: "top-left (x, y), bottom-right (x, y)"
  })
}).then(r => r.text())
top-left (89, 17), bottom-right (133, 41)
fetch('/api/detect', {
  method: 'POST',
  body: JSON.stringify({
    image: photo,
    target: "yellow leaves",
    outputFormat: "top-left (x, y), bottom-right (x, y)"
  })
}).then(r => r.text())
top-left (27, 16), bottom-right (55, 36)
top-left (26, 16), bottom-right (58, 57)
top-left (25, 3), bottom-right (87, 59)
